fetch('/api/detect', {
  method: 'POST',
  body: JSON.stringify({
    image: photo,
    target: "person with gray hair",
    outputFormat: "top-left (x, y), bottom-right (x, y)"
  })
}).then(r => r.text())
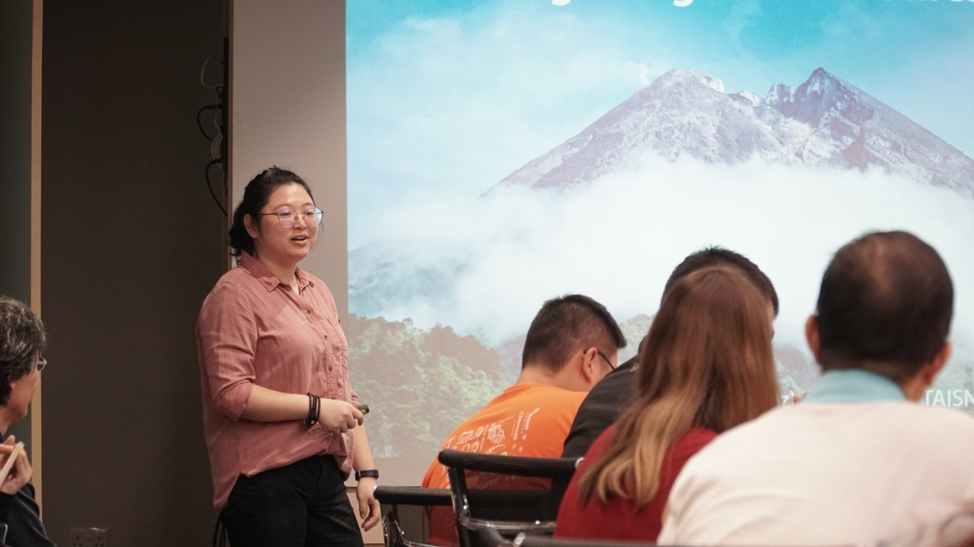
top-left (0, 296), bottom-right (56, 546)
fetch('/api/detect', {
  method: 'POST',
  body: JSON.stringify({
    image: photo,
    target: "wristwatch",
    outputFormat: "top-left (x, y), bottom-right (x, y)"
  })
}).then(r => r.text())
top-left (355, 469), bottom-right (379, 481)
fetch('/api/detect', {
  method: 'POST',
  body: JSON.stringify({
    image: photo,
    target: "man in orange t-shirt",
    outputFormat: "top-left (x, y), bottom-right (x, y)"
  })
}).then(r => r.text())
top-left (421, 294), bottom-right (627, 545)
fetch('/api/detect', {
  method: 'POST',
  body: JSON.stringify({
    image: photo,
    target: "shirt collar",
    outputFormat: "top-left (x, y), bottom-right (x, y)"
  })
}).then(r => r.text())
top-left (239, 252), bottom-right (314, 293)
top-left (802, 368), bottom-right (906, 405)
top-left (295, 267), bottom-right (314, 290)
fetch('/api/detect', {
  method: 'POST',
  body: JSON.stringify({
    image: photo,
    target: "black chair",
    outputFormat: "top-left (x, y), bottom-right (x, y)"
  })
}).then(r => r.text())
top-left (479, 527), bottom-right (656, 547)
top-left (438, 449), bottom-right (582, 547)
top-left (374, 485), bottom-right (453, 547)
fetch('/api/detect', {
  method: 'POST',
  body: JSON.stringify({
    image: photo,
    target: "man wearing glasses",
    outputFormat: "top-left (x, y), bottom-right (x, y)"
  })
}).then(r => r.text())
top-left (0, 296), bottom-right (56, 547)
top-left (421, 294), bottom-right (626, 546)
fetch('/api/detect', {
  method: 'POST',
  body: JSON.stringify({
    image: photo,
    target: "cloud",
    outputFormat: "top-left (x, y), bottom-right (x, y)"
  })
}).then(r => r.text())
top-left (352, 155), bottom-right (974, 381)
top-left (347, 3), bottom-right (681, 247)
top-left (724, 0), bottom-right (762, 54)
top-left (347, 0), bottom-right (974, 247)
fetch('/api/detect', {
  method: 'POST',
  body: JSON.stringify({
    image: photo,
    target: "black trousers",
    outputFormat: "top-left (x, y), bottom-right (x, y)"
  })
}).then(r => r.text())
top-left (221, 455), bottom-right (364, 547)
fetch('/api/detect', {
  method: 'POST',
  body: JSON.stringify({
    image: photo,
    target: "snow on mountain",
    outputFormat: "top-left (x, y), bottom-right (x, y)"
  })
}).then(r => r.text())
top-left (348, 66), bottom-right (974, 352)
top-left (489, 67), bottom-right (974, 197)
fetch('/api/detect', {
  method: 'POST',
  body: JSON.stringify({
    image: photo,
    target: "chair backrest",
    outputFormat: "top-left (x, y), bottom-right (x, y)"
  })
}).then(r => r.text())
top-left (479, 528), bottom-right (656, 547)
top-left (438, 449), bottom-right (581, 547)
top-left (375, 485), bottom-right (452, 547)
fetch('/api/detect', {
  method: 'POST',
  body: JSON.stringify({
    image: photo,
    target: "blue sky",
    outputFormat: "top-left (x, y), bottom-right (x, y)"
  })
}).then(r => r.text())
top-left (347, 0), bottom-right (974, 248)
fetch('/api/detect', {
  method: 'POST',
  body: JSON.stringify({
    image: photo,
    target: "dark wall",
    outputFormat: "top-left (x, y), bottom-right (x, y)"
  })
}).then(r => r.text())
top-left (0, 0), bottom-right (35, 453)
top-left (42, 1), bottom-right (225, 545)
top-left (0, 0), bottom-right (32, 303)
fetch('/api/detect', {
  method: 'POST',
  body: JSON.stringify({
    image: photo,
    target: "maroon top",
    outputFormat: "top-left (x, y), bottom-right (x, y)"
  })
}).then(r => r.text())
top-left (555, 424), bottom-right (716, 542)
top-left (197, 253), bottom-right (358, 513)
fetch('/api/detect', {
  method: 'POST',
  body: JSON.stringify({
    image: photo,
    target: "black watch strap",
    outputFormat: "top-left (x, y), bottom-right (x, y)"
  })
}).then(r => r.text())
top-left (355, 469), bottom-right (379, 481)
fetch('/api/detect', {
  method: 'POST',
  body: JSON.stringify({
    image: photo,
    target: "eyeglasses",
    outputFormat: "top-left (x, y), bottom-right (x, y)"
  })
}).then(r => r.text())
top-left (35, 357), bottom-right (47, 373)
top-left (258, 208), bottom-right (323, 228)
top-left (596, 350), bottom-right (616, 371)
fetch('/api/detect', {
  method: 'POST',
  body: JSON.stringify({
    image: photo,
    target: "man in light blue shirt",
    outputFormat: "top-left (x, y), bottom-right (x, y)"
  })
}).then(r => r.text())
top-left (800, 230), bottom-right (953, 406)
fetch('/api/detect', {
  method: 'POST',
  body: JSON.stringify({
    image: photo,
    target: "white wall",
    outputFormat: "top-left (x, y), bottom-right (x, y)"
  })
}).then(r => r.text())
top-left (230, 0), bottom-right (348, 312)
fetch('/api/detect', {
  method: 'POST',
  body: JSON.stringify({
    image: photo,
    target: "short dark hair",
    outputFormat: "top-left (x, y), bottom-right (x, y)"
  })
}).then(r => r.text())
top-left (228, 167), bottom-right (315, 260)
top-left (816, 231), bottom-right (953, 382)
top-left (521, 294), bottom-right (626, 373)
top-left (0, 297), bottom-right (46, 406)
top-left (664, 246), bottom-right (778, 316)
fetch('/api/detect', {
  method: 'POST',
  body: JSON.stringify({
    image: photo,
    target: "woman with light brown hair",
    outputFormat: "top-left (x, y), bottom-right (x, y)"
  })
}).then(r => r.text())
top-left (554, 265), bottom-right (780, 542)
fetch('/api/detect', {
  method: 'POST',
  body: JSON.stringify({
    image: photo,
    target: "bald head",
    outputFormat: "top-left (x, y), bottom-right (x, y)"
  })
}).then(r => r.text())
top-left (815, 231), bottom-right (953, 382)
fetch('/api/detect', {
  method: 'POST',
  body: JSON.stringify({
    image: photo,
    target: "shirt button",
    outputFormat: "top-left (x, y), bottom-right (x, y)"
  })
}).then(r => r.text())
top-left (328, 366), bottom-right (333, 371)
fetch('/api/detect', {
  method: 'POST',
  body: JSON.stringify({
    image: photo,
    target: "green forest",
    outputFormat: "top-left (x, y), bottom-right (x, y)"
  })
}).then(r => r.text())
top-left (345, 314), bottom-right (509, 458)
top-left (346, 313), bottom-right (974, 458)
top-left (344, 312), bottom-right (663, 457)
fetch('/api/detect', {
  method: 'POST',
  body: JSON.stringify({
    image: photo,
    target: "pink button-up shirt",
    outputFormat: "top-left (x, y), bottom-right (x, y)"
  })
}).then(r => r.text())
top-left (197, 253), bottom-right (357, 513)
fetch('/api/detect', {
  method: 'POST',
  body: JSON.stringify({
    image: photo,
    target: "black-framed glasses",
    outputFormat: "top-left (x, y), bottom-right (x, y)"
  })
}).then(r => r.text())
top-left (596, 350), bottom-right (616, 371)
top-left (35, 356), bottom-right (47, 373)
top-left (259, 208), bottom-right (323, 228)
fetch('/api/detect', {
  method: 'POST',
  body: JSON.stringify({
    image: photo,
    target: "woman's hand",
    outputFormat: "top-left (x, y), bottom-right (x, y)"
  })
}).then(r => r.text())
top-left (316, 400), bottom-right (364, 434)
top-left (355, 477), bottom-right (380, 531)
top-left (0, 436), bottom-right (31, 495)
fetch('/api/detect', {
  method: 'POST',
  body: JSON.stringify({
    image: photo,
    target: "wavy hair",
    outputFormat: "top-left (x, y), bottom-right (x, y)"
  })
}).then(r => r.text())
top-left (576, 266), bottom-right (779, 508)
top-left (0, 297), bottom-right (46, 406)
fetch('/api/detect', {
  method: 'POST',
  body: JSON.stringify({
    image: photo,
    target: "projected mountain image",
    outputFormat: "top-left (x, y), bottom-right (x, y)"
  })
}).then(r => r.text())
top-left (490, 68), bottom-right (974, 196)
top-left (352, 67), bottom-right (974, 318)
top-left (348, 68), bottom-right (974, 458)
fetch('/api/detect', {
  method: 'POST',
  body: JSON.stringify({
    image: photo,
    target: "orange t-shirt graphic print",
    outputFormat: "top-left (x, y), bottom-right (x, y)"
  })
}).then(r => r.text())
top-left (421, 383), bottom-right (586, 545)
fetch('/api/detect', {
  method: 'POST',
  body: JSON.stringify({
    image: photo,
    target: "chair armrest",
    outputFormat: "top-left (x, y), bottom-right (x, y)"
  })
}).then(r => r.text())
top-left (513, 532), bottom-right (658, 547)
top-left (374, 486), bottom-right (453, 507)
top-left (438, 449), bottom-right (580, 479)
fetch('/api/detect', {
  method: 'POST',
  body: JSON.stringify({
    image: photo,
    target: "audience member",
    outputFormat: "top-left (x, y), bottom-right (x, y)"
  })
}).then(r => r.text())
top-left (545, 247), bottom-right (777, 518)
top-left (0, 296), bottom-right (56, 546)
top-left (659, 231), bottom-right (974, 546)
top-left (421, 294), bottom-right (626, 546)
top-left (554, 266), bottom-right (779, 542)
top-left (560, 246), bottom-right (778, 461)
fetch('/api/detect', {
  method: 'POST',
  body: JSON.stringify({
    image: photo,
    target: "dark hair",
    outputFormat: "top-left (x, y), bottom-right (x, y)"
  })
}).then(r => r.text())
top-left (0, 297), bottom-right (46, 406)
top-left (228, 167), bottom-right (315, 260)
top-left (521, 294), bottom-right (626, 373)
top-left (664, 246), bottom-right (779, 316)
top-left (816, 231), bottom-right (953, 382)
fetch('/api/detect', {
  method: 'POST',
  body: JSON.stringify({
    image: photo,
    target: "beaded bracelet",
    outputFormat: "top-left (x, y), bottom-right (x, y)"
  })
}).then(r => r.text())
top-left (305, 393), bottom-right (320, 427)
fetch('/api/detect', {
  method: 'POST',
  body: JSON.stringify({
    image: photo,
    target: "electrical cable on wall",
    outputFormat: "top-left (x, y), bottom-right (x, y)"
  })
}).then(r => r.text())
top-left (198, 54), bottom-right (228, 217)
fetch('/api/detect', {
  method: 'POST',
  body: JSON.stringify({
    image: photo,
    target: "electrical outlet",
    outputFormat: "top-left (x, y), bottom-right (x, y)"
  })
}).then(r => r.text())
top-left (69, 527), bottom-right (109, 547)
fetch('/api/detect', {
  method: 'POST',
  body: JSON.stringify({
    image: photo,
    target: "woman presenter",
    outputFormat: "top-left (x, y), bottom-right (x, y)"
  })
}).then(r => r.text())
top-left (198, 167), bottom-right (379, 547)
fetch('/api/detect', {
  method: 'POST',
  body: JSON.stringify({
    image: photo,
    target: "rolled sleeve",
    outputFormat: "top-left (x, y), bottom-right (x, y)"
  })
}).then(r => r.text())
top-left (198, 283), bottom-right (258, 419)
